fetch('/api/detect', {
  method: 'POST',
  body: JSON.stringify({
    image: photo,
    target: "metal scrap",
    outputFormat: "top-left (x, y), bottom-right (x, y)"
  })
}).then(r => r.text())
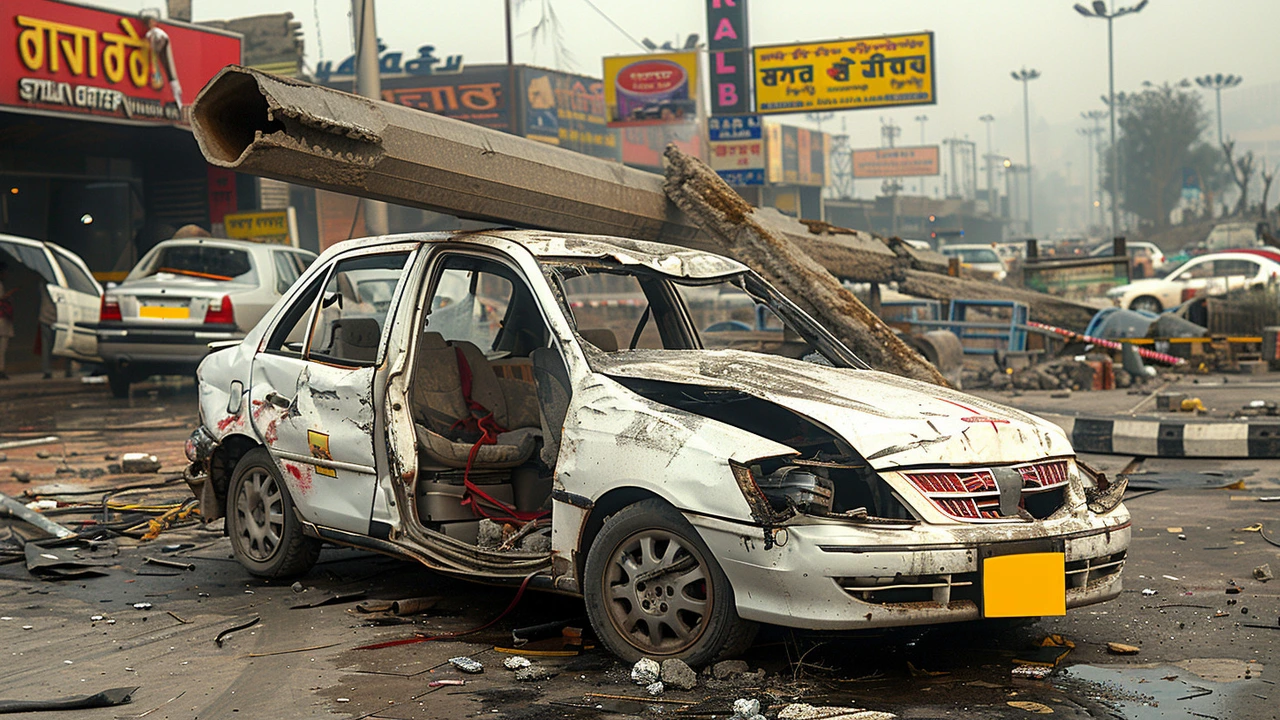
top-left (0, 686), bottom-right (137, 714)
top-left (214, 616), bottom-right (260, 647)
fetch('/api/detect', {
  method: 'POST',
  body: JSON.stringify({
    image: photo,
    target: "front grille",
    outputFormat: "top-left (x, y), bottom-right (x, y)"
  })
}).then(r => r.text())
top-left (904, 459), bottom-right (1070, 523)
top-left (1066, 551), bottom-right (1127, 589)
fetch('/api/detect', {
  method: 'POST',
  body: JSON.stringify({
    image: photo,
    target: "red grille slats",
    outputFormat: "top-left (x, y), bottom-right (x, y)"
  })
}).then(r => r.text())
top-left (906, 459), bottom-right (1071, 522)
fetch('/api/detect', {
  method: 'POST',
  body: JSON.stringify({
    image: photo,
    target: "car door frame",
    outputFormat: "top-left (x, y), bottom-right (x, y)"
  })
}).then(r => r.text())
top-left (250, 241), bottom-right (421, 537)
top-left (45, 244), bottom-right (103, 361)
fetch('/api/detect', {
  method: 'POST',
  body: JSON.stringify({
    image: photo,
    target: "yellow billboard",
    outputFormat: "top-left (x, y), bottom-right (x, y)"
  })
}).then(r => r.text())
top-left (223, 209), bottom-right (298, 246)
top-left (602, 51), bottom-right (699, 127)
top-left (753, 32), bottom-right (935, 115)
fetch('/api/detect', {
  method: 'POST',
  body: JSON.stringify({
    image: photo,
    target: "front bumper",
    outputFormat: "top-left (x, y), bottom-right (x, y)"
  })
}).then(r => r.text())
top-left (688, 512), bottom-right (1129, 630)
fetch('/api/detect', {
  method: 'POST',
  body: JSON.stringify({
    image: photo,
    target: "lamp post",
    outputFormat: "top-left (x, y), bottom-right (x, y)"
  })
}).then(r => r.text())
top-left (979, 114), bottom-right (995, 212)
top-left (1011, 67), bottom-right (1040, 235)
top-left (1074, 0), bottom-right (1149, 239)
top-left (1194, 74), bottom-right (1243, 147)
top-left (915, 114), bottom-right (929, 194)
top-left (1081, 109), bottom-right (1107, 229)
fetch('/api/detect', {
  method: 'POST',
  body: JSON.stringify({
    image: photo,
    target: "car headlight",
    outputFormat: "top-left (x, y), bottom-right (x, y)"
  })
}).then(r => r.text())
top-left (731, 459), bottom-right (834, 518)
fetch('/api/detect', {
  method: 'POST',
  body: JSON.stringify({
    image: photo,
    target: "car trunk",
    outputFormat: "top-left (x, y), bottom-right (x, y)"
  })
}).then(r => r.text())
top-left (112, 276), bottom-right (253, 327)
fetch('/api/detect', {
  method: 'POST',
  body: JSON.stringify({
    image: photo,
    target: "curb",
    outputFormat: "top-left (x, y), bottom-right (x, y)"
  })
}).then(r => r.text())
top-left (1037, 413), bottom-right (1280, 459)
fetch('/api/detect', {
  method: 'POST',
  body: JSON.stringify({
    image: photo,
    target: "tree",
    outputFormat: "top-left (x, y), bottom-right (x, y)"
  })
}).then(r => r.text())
top-left (1223, 140), bottom-right (1257, 216)
top-left (1186, 141), bottom-right (1232, 219)
top-left (1105, 82), bottom-right (1210, 229)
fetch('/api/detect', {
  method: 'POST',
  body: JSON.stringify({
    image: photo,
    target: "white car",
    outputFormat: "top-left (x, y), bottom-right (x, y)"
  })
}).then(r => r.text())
top-left (938, 244), bottom-right (1007, 281)
top-left (1106, 250), bottom-right (1280, 313)
top-left (1090, 241), bottom-right (1167, 272)
top-left (0, 234), bottom-right (102, 363)
top-left (184, 230), bottom-right (1129, 664)
top-left (97, 238), bottom-right (315, 397)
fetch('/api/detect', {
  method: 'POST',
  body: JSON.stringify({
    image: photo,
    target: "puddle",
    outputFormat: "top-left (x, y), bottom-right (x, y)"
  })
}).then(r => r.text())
top-left (1059, 662), bottom-right (1263, 719)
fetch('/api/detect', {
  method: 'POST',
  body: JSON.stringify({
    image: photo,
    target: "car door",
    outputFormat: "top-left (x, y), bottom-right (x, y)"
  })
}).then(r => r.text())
top-left (47, 246), bottom-right (103, 360)
top-left (249, 245), bottom-right (415, 535)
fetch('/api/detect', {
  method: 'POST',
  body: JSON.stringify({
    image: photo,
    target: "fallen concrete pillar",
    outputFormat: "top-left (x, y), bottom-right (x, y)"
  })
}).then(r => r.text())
top-left (663, 146), bottom-right (948, 387)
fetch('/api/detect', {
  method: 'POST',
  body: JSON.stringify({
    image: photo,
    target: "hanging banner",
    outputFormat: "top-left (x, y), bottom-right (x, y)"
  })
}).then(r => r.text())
top-left (852, 145), bottom-right (940, 177)
top-left (753, 31), bottom-right (935, 115)
top-left (602, 51), bottom-right (698, 127)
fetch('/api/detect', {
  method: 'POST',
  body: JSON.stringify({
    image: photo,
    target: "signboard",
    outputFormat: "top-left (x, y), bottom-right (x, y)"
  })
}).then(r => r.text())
top-left (602, 51), bottom-right (698, 127)
top-left (223, 209), bottom-right (298, 247)
top-left (706, 0), bottom-right (751, 116)
top-left (621, 122), bottom-right (702, 171)
top-left (709, 138), bottom-right (764, 186)
top-left (315, 43), bottom-right (463, 83)
top-left (375, 65), bottom-right (510, 131)
top-left (708, 114), bottom-right (761, 141)
top-left (520, 67), bottom-right (620, 162)
top-left (766, 123), bottom-right (827, 186)
top-left (2, 0), bottom-right (241, 124)
top-left (752, 32), bottom-right (935, 114)
top-left (852, 145), bottom-right (940, 178)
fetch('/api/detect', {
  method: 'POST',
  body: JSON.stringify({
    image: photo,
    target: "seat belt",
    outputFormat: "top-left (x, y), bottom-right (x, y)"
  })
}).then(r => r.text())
top-left (451, 347), bottom-right (547, 523)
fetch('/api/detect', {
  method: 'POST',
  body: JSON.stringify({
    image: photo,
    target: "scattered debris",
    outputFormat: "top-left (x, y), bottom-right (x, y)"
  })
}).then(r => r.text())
top-left (1011, 665), bottom-right (1054, 679)
top-left (388, 596), bottom-right (439, 615)
top-left (290, 591), bottom-right (366, 609)
top-left (645, 681), bottom-right (664, 696)
top-left (1255, 564), bottom-right (1274, 582)
top-left (712, 659), bottom-right (751, 680)
top-left (291, 581), bottom-right (304, 593)
top-left (24, 540), bottom-right (116, 579)
top-left (214, 616), bottom-right (260, 647)
top-left (143, 556), bottom-right (193, 571)
top-left (776, 704), bottom-right (897, 719)
top-left (731, 698), bottom-right (765, 720)
top-left (119, 453), bottom-right (161, 474)
top-left (1007, 700), bottom-right (1055, 714)
top-left (502, 656), bottom-right (532, 670)
top-left (0, 686), bottom-right (138, 713)
top-left (631, 658), bottom-right (660, 685)
top-left (1142, 588), bottom-right (1158, 596)
top-left (1107, 642), bottom-right (1141, 655)
top-left (1014, 635), bottom-right (1075, 668)
top-left (448, 656), bottom-right (484, 674)
top-left (1, 492), bottom-right (76, 539)
top-left (515, 664), bottom-right (554, 682)
top-left (428, 679), bottom-right (465, 688)
top-left (0, 436), bottom-right (60, 451)
top-left (906, 661), bottom-right (949, 677)
top-left (660, 658), bottom-right (698, 691)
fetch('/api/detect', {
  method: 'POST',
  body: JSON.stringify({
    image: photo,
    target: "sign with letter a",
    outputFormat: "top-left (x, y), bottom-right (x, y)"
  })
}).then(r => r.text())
top-left (705, 0), bottom-right (750, 116)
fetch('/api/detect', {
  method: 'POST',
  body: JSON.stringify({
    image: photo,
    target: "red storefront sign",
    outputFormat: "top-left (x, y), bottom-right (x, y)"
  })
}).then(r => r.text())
top-left (1, 0), bottom-right (241, 124)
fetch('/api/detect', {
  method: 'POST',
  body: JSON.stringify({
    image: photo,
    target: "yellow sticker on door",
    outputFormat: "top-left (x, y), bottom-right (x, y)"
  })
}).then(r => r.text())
top-left (307, 430), bottom-right (338, 477)
top-left (983, 552), bottom-right (1066, 617)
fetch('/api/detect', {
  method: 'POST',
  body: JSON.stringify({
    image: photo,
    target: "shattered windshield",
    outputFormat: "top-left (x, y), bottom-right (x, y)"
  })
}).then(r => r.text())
top-left (544, 260), bottom-right (866, 369)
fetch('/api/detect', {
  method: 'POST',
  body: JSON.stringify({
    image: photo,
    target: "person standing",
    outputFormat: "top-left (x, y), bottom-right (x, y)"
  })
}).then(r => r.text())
top-left (0, 262), bottom-right (15, 380)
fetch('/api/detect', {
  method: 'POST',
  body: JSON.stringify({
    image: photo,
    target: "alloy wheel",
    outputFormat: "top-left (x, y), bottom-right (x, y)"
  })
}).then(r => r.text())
top-left (234, 468), bottom-right (285, 562)
top-left (602, 529), bottom-right (711, 655)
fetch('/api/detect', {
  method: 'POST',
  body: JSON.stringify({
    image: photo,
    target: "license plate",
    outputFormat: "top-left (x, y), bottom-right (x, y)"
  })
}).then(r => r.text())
top-left (139, 305), bottom-right (189, 319)
top-left (981, 546), bottom-right (1066, 618)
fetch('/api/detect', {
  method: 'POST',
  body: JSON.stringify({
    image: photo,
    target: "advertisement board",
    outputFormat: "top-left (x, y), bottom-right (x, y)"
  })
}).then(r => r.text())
top-left (1, 0), bottom-right (241, 124)
top-left (706, 0), bottom-right (751, 117)
top-left (602, 51), bottom-right (698, 127)
top-left (520, 67), bottom-right (620, 161)
top-left (753, 32), bottom-right (935, 115)
top-left (223, 209), bottom-right (298, 247)
top-left (852, 145), bottom-right (940, 178)
top-left (708, 114), bottom-right (761, 142)
top-left (620, 122), bottom-right (701, 171)
top-left (766, 123), bottom-right (827, 186)
top-left (376, 65), bottom-right (510, 131)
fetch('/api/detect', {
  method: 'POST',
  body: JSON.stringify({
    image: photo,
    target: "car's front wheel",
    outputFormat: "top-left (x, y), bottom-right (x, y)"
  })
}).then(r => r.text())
top-left (583, 499), bottom-right (757, 665)
top-left (1129, 295), bottom-right (1163, 314)
top-left (226, 448), bottom-right (320, 578)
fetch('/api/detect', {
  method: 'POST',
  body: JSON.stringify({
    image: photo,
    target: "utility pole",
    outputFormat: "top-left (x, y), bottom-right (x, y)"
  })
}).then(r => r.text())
top-left (915, 114), bottom-right (929, 195)
top-left (881, 118), bottom-right (902, 236)
top-left (352, 0), bottom-right (387, 234)
top-left (1012, 67), bottom-right (1040, 235)
top-left (979, 114), bottom-right (995, 212)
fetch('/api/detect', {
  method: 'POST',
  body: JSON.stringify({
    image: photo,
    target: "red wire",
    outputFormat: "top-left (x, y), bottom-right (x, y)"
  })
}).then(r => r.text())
top-left (354, 571), bottom-right (540, 651)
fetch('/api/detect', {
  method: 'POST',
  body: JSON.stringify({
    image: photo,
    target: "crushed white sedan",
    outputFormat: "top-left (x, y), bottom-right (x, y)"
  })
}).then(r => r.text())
top-left (184, 230), bottom-right (1129, 664)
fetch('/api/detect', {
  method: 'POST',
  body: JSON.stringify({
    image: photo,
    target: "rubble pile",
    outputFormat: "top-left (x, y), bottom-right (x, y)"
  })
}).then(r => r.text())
top-left (972, 355), bottom-right (1161, 392)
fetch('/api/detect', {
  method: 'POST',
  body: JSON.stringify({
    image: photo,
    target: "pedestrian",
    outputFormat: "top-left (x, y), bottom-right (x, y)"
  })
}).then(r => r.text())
top-left (0, 262), bottom-right (15, 380)
top-left (39, 282), bottom-right (56, 379)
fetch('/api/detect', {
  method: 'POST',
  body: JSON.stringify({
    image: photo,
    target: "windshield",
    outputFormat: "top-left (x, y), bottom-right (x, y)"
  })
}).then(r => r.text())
top-left (544, 260), bottom-right (867, 369)
top-left (943, 247), bottom-right (1000, 264)
top-left (131, 243), bottom-right (256, 283)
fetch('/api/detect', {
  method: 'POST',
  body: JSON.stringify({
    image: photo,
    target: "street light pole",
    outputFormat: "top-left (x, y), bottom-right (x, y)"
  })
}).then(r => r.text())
top-left (979, 114), bottom-right (995, 212)
top-left (1012, 67), bottom-right (1040, 235)
top-left (1195, 74), bottom-right (1243, 147)
top-left (915, 114), bottom-right (928, 194)
top-left (1075, 1), bottom-right (1149, 240)
top-left (351, 0), bottom-right (388, 235)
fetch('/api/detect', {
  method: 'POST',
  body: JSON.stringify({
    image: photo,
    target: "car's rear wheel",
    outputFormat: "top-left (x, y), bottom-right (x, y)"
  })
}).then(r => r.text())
top-left (1130, 295), bottom-right (1163, 314)
top-left (583, 499), bottom-right (756, 665)
top-left (107, 369), bottom-right (130, 398)
top-left (227, 448), bottom-right (320, 578)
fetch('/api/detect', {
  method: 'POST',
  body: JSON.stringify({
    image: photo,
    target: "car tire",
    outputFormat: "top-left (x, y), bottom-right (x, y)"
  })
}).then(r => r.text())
top-left (1130, 295), bottom-right (1163, 314)
top-left (107, 369), bottom-right (130, 399)
top-left (226, 448), bottom-right (320, 579)
top-left (583, 498), bottom-right (757, 665)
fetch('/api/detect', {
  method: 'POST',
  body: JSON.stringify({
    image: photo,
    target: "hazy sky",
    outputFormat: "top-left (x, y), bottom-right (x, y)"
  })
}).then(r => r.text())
top-left (97, 0), bottom-right (1280, 201)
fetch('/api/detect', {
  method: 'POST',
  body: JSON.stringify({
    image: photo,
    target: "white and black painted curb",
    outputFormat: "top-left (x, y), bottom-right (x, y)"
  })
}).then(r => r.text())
top-left (1037, 413), bottom-right (1280, 458)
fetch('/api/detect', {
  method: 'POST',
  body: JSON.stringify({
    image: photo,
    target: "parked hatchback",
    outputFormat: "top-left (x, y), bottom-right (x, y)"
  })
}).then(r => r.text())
top-left (184, 230), bottom-right (1129, 664)
top-left (0, 234), bottom-right (102, 363)
top-left (1106, 249), bottom-right (1280, 313)
top-left (98, 238), bottom-right (315, 397)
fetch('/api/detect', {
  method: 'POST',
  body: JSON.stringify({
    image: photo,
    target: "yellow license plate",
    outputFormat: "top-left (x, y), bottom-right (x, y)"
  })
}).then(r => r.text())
top-left (982, 552), bottom-right (1066, 617)
top-left (139, 305), bottom-right (189, 319)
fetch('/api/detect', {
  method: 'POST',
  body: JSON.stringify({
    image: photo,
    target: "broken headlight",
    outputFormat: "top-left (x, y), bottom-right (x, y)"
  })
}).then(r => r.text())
top-left (736, 462), bottom-right (834, 516)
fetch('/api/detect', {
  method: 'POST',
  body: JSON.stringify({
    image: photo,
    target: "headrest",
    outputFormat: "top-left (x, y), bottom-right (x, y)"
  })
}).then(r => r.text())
top-left (335, 317), bottom-right (381, 348)
top-left (579, 328), bottom-right (619, 353)
top-left (419, 331), bottom-right (448, 350)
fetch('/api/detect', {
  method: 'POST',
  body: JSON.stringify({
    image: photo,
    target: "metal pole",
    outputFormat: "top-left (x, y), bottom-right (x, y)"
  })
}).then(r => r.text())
top-left (1022, 76), bottom-right (1033, 235)
top-left (505, 0), bottom-right (517, 135)
top-left (352, 0), bottom-right (388, 235)
top-left (1107, 14), bottom-right (1119, 239)
top-left (1215, 86), bottom-right (1224, 147)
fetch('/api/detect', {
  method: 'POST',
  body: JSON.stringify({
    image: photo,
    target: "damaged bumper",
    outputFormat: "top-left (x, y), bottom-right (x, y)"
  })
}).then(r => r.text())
top-left (687, 512), bottom-right (1129, 630)
top-left (183, 427), bottom-right (220, 522)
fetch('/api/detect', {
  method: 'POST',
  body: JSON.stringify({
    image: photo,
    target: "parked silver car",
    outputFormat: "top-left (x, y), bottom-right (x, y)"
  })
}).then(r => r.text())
top-left (97, 238), bottom-right (315, 397)
top-left (184, 230), bottom-right (1129, 664)
top-left (0, 233), bottom-right (102, 363)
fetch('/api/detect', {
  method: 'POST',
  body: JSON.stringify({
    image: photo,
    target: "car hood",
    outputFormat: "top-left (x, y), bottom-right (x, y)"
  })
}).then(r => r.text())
top-left (598, 349), bottom-right (1072, 469)
top-left (113, 275), bottom-right (254, 296)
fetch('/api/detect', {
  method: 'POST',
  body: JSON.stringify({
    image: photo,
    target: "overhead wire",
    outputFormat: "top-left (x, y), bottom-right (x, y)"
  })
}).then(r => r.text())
top-left (576, 0), bottom-right (648, 52)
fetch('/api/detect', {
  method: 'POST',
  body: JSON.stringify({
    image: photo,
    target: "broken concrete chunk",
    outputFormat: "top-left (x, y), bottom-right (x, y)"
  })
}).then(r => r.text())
top-left (1254, 563), bottom-right (1274, 582)
top-left (519, 532), bottom-right (551, 553)
top-left (712, 659), bottom-right (750, 680)
top-left (477, 519), bottom-right (504, 549)
top-left (778, 704), bottom-right (898, 720)
top-left (1107, 642), bottom-right (1140, 655)
top-left (631, 657), bottom-right (660, 685)
top-left (119, 453), bottom-right (161, 474)
top-left (645, 680), bottom-right (664, 696)
top-left (502, 655), bottom-right (532, 670)
top-left (731, 698), bottom-right (764, 720)
top-left (660, 658), bottom-right (697, 690)
top-left (515, 664), bottom-right (553, 682)
top-left (11, 469), bottom-right (30, 483)
top-left (448, 656), bottom-right (484, 673)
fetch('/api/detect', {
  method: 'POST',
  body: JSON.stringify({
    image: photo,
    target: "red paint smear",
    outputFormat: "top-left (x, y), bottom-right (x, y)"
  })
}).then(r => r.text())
top-left (283, 462), bottom-right (313, 494)
top-left (264, 418), bottom-right (279, 445)
top-left (215, 414), bottom-right (243, 432)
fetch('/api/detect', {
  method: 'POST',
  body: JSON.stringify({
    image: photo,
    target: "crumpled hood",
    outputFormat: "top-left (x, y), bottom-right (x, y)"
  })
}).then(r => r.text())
top-left (599, 349), bottom-right (1072, 469)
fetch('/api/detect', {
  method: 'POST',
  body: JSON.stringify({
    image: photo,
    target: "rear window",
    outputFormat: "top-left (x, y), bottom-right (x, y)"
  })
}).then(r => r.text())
top-left (134, 244), bottom-right (255, 283)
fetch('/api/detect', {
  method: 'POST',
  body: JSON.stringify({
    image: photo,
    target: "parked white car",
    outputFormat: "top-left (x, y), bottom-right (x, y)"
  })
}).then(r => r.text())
top-left (1106, 250), bottom-right (1280, 313)
top-left (184, 230), bottom-right (1129, 664)
top-left (97, 238), bottom-right (315, 397)
top-left (0, 234), bottom-right (102, 363)
top-left (1089, 240), bottom-right (1167, 272)
top-left (938, 244), bottom-right (1008, 281)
